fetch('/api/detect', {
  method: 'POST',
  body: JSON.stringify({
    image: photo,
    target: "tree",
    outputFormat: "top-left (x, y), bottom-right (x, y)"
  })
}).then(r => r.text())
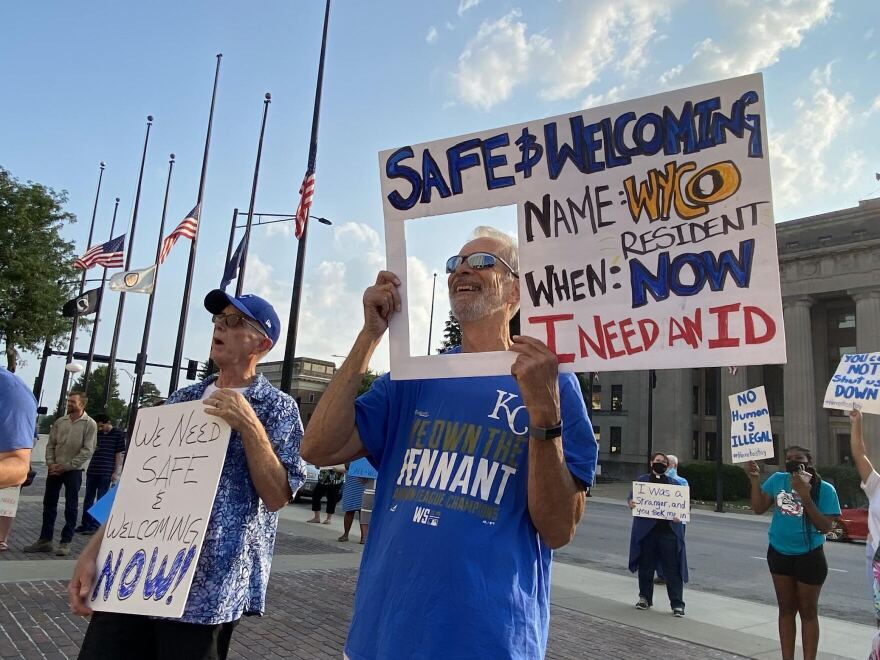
top-left (71, 365), bottom-right (127, 427)
top-left (0, 167), bottom-right (78, 371)
top-left (358, 368), bottom-right (381, 396)
top-left (438, 312), bottom-right (461, 352)
top-left (198, 359), bottom-right (218, 381)
top-left (138, 381), bottom-right (162, 407)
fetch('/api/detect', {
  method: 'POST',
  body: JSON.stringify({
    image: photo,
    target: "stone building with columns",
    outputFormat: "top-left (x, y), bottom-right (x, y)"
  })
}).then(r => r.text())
top-left (593, 198), bottom-right (880, 480)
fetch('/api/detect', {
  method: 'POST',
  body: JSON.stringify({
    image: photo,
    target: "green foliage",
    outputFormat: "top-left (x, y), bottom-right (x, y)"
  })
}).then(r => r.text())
top-left (71, 365), bottom-right (127, 427)
top-left (438, 312), bottom-right (461, 352)
top-left (0, 167), bottom-right (78, 371)
top-left (679, 460), bottom-right (752, 501)
top-left (358, 368), bottom-right (381, 396)
top-left (198, 359), bottom-right (218, 381)
top-left (138, 381), bottom-right (162, 407)
top-left (817, 465), bottom-right (866, 508)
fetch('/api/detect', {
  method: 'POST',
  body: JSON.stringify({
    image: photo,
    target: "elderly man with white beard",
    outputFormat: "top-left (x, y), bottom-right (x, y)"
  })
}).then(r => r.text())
top-left (302, 226), bottom-right (598, 660)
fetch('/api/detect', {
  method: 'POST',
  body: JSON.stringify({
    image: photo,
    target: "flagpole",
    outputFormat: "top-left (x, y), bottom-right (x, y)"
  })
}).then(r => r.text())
top-left (56, 161), bottom-right (105, 415)
top-left (103, 116), bottom-right (153, 410)
top-left (127, 154), bottom-right (175, 440)
top-left (280, 0), bottom-right (331, 394)
top-left (83, 196), bottom-right (121, 390)
top-left (236, 93), bottom-right (272, 297)
top-left (169, 53), bottom-right (222, 393)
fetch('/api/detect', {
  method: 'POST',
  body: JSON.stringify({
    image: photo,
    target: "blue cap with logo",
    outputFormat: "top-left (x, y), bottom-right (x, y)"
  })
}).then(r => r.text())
top-left (204, 289), bottom-right (281, 347)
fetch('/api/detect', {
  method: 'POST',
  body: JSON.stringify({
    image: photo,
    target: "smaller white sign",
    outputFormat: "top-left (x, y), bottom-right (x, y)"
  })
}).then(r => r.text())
top-left (824, 353), bottom-right (880, 415)
top-left (90, 401), bottom-right (232, 618)
top-left (729, 386), bottom-right (774, 463)
top-left (631, 481), bottom-right (690, 523)
top-left (0, 487), bottom-right (20, 517)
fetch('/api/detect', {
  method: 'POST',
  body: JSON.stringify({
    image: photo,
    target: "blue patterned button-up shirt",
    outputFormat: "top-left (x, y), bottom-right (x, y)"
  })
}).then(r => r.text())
top-left (165, 373), bottom-right (305, 624)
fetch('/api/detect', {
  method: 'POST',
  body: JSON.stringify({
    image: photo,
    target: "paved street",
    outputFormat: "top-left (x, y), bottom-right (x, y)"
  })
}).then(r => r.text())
top-left (0, 493), bottom-right (752, 660)
top-left (560, 498), bottom-right (873, 625)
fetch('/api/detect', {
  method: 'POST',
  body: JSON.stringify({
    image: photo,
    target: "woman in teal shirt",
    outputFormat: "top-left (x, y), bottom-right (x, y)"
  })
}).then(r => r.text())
top-left (746, 448), bottom-right (841, 660)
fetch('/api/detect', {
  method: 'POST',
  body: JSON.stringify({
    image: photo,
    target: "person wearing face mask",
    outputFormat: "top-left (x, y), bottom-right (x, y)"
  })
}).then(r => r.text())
top-left (627, 452), bottom-right (688, 617)
top-left (745, 448), bottom-right (841, 660)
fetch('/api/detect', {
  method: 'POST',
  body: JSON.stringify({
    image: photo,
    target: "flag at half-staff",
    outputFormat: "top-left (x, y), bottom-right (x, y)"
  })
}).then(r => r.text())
top-left (159, 204), bottom-right (199, 263)
top-left (73, 234), bottom-right (125, 269)
top-left (294, 169), bottom-right (314, 239)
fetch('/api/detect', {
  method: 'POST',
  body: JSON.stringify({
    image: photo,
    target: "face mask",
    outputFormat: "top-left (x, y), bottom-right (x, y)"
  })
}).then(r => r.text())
top-left (785, 460), bottom-right (805, 474)
top-left (666, 467), bottom-right (678, 478)
top-left (651, 462), bottom-right (667, 474)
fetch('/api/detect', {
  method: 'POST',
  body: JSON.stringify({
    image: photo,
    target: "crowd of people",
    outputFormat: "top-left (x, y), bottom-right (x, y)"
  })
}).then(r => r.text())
top-left (0, 224), bottom-right (876, 660)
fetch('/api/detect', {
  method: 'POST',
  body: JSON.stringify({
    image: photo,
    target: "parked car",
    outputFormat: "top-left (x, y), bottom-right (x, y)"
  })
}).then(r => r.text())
top-left (825, 505), bottom-right (868, 542)
top-left (293, 461), bottom-right (320, 502)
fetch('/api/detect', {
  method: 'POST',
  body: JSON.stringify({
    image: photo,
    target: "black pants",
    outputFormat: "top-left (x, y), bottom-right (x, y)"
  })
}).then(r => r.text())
top-left (638, 524), bottom-right (685, 609)
top-left (78, 611), bottom-right (238, 660)
top-left (312, 482), bottom-right (342, 515)
top-left (81, 474), bottom-right (112, 529)
top-left (40, 470), bottom-right (82, 543)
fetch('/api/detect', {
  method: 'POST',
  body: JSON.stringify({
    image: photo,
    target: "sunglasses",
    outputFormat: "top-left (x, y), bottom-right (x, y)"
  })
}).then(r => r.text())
top-left (445, 252), bottom-right (518, 277)
top-left (212, 313), bottom-right (267, 337)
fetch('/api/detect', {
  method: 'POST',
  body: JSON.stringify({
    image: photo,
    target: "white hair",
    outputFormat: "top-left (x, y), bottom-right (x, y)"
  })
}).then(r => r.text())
top-left (472, 226), bottom-right (518, 276)
top-left (667, 454), bottom-right (679, 468)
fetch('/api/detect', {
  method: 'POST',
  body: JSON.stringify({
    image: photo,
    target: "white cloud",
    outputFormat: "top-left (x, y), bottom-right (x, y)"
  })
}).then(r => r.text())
top-left (454, 9), bottom-right (553, 111)
top-left (426, 26), bottom-right (439, 44)
top-left (866, 28), bottom-right (875, 40)
top-left (658, 64), bottom-right (683, 86)
top-left (458, 0), bottom-right (481, 17)
top-left (334, 221), bottom-right (380, 252)
top-left (581, 85), bottom-right (624, 109)
top-left (869, 50), bottom-right (878, 61)
top-left (540, 1), bottom-right (673, 101)
top-left (682, 0), bottom-right (833, 81)
top-left (770, 66), bottom-right (854, 212)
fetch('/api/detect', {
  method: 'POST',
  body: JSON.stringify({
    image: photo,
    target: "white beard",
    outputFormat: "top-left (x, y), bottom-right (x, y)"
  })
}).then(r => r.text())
top-left (450, 284), bottom-right (507, 323)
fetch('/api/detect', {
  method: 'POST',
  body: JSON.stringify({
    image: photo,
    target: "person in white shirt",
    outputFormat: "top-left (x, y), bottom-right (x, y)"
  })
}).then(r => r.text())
top-left (849, 409), bottom-right (880, 626)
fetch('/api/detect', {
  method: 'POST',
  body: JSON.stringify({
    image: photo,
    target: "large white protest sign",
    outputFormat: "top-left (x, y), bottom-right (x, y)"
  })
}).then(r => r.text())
top-left (824, 353), bottom-right (880, 415)
top-left (631, 481), bottom-right (690, 523)
top-left (90, 401), bottom-right (231, 617)
top-left (380, 73), bottom-right (785, 379)
top-left (0, 487), bottom-right (20, 517)
top-left (729, 386), bottom-right (774, 463)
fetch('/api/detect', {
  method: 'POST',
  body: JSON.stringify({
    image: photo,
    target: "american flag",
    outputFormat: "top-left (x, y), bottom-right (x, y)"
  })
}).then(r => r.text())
top-left (159, 204), bottom-right (200, 264)
top-left (73, 234), bottom-right (125, 270)
top-left (294, 170), bottom-right (314, 239)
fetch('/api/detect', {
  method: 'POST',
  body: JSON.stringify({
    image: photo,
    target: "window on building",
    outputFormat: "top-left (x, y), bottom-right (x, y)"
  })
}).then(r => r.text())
top-left (611, 385), bottom-right (623, 411)
top-left (704, 369), bottom-right (718, 416)
top-left (591, 383), bottom-right (602, 410)
top-left (610, 426), bottom-right (622, 454)
top-left (308, 393), bottom-right (315, 403)
top-left (692, 431), bottom-right (700, 460)
top-left (827, 302), bottom-right (857, 417)
top-left (837, 433), bottom-right (852, 465)
top-left (692, 385), bottom-right (699, 415)
top-left (763, 365), bottom-right (784, 416)
top-left (705, 431), bottom-right (717, 461)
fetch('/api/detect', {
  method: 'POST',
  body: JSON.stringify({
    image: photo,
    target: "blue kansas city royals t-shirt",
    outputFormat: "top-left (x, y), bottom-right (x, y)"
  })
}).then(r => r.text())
top-left (762, 471), bottom-right (841, 555)
top-left (345, 370), bottom-right (598, 660)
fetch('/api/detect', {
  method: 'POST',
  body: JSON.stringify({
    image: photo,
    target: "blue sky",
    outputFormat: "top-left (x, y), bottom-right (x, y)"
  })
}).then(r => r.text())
top-left (2, 0), bottom-right (878, 405)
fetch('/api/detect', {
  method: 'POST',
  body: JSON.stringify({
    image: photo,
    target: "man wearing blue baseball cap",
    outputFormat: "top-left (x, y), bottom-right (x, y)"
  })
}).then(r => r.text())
top-left (71, 290), bottom-right (305, 660)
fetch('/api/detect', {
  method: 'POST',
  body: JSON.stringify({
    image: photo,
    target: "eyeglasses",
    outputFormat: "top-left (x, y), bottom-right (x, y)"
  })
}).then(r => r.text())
top-left (445, 252), bottom-right (518, 277)
top-left (212, 313), bottom-right (267, 337)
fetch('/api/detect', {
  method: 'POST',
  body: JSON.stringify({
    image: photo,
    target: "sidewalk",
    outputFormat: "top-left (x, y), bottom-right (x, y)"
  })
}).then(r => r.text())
top-left (0, 493), bottom-right (872, 659)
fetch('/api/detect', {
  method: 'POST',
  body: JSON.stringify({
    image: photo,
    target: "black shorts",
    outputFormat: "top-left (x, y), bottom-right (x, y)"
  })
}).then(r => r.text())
top-left (766, 544), bottom-right (828, 585)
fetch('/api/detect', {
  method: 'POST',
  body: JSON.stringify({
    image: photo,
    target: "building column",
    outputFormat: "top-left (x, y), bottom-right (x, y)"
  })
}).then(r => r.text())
top-left (783, 296), bottom-right (817, 454)
top-left (721, 368), bottom-right (749, 463)
top-left (851, 288), bottom-right (880, 452)
top-left (652, 368), bottom-right (693, 463)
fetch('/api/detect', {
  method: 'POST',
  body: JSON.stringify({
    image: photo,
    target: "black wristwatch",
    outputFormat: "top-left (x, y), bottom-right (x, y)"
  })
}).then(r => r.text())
top-left (530, 422), bottom-right (562, 440)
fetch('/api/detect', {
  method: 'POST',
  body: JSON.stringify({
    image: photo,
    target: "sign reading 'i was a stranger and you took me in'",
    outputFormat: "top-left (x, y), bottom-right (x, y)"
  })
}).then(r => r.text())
top-left (379, 73), bottom-right (786, 379)
top-left (89, 401), bottom-right (232, 618)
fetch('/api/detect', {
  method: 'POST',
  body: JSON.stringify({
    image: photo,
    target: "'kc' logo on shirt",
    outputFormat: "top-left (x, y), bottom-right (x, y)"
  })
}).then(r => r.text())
top-left (488, 390), bottom-right (529, 436)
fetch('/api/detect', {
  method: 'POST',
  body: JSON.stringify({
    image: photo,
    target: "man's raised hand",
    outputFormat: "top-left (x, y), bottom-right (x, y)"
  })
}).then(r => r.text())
top-left (362, 271), bottom-right (401, 341)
